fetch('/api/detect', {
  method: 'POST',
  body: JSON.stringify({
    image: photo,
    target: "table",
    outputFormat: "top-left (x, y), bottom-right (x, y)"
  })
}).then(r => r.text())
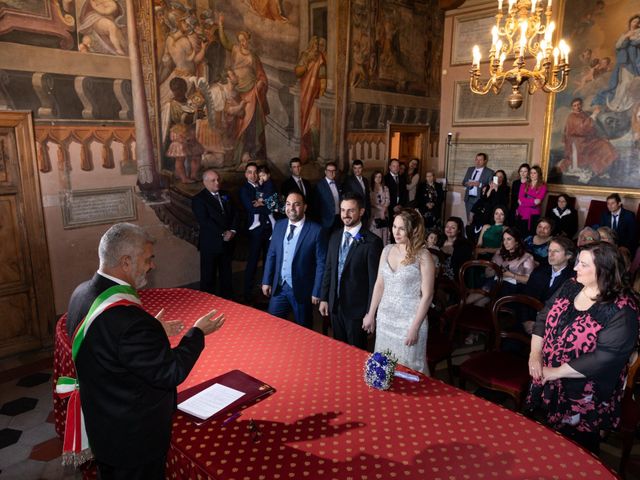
top-left (54, 288), bottom-right (617, 479)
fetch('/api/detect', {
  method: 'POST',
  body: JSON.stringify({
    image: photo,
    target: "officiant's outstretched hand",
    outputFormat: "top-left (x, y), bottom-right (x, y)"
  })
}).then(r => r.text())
top-left (194, 308), bottom-right (225, 335)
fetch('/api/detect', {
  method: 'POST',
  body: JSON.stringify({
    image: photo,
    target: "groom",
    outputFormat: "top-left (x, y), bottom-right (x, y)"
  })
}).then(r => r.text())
top-left (320, 192), bottom-right (383, 349)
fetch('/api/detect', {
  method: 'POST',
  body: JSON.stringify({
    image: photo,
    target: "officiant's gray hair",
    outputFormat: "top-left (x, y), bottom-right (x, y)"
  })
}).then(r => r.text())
top-left (99, 223), bottom-right (156, 269)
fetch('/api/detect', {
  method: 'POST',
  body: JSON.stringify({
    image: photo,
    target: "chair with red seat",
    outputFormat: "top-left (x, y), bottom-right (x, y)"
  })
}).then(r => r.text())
top-left (619, 350), bottom-right (640, 479)
top-left (458, 294), bottom-right (544, 410)
top-left (584, 199), bottom-right (608, 228)
top-left (426, 276), bottom-right (460, 383)
top-left (449, 259), bottom-right (503, 349)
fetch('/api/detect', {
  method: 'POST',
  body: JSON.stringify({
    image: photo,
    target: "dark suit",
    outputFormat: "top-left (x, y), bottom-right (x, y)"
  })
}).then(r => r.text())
top-left (192, 188), bottom-right (238, 298)
top-left (314, 177), bottom-right (342, 231)
top-left (462, 166), bottom-right (494, 217)
top-left (384, 172), bottom-right (408, 220)
top-left (262, 218), bottom-right (327, 327)
top-left (342, 174), bottom-right (371, 223)
top-left (320, 227), bottom-right (382, 348)
top-left (599, 208), bottom-right (637, 253)
top-left (66, 273), bottom-right (204, 477)
top-left (416, 181), bottom-right (444, 228)
top-left (281, 176), bottom-right (312, 199)
top-left (239, 181), bottom-right (273, 302)
top-left (525, 264), bottom-right (575, 303)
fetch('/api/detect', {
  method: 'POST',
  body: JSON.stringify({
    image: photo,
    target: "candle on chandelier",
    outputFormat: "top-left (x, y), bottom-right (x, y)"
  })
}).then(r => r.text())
top-left (508, 0), bottom-right (516, 12)
top-left (531, 0), bottom-right (537, 12)
top-left (492, 26), bottom-right (499, 48)
top-left (545, 21), bottom-right (555, 43)
top-left (553, 47), bottom-right (559, 66)
top-left (519, 20), bottom-right (528, 56)
top-left (535, 52), bottom-right (543, 70)
top-left (498, 0), bottom-right (503, 11)
top-left (559, 39), bottom-right (570, 63)
top-left (472, 45), bottom-right (481, 68)
top-left (499, 52), bottom-right (506, 69)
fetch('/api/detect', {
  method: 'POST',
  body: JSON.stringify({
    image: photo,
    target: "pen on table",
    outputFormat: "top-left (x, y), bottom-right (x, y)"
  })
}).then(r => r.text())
top-left (222, 412), bottom-right (241, 425)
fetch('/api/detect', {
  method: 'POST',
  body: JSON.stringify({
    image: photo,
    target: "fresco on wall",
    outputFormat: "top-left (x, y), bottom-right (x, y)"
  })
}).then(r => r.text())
top-left (77, 0), bottom-right (128, 55)
top-left (151, 0), bottom-right (324, 182)
top-left (349, 0), bottom-right (442, 97)
top-left (546, 0), bottom-right (640, 193)
top-left (0, 0), bottom-right (128, 54)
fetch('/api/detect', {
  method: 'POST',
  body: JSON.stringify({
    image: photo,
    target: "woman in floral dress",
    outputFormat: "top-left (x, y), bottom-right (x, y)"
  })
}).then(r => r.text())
top-left (527, 241), bottom-right (640, 453)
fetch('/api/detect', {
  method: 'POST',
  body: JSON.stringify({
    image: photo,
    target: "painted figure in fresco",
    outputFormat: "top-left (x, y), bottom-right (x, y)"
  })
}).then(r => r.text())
top-left (200, 10), bottom-right (226, 84)
top-left (163, 77), bottom-right (204, 183)
top-left (78, 0), bottom-right (128, 56)
top-left (246, 0), bottom-right (287, 22)
top-left (295, 36), bottom-right (327, 164)
top-left (218, 13), bottom-right (270, 165)
top-left (196, 70), bottom-right (248, 167)
top-left (593, 14), bottom-right (640, 112)
top-left (558, 98), bottom-right (618, 183)
top-left (158, 10), bottom-right (208, 106)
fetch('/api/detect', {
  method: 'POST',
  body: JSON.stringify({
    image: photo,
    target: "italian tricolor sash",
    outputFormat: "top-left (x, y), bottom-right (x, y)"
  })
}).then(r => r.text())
top-left (55, 284), bottom-right (142, 466)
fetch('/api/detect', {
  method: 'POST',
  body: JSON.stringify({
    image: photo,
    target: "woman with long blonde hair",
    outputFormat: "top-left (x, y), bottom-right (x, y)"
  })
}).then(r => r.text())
top-left (363, 208), bottom-right (435, 374)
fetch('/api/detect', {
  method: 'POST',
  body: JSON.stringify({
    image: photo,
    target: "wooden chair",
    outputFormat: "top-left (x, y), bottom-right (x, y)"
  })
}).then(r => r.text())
top-left (458, 294), bottom-right (544, 410)
top-left (426, 276), bottom-right (460, 383)
top-left (584, 199), bottom-right (608, 227)
top-left (428, 247), bottom-right (447, 279)
top-left (619, 351), bottom-right (640, 479)
top-left (450, 260), bottom-right (503, 348)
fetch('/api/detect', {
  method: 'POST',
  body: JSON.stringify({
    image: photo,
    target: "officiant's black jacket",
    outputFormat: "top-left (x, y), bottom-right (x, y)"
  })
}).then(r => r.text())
top-left (67, 273), bottom-right (204, 468)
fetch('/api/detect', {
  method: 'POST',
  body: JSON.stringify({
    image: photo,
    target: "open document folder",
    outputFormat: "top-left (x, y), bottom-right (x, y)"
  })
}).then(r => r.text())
top-left (177, 370), bottom-right (276, 424)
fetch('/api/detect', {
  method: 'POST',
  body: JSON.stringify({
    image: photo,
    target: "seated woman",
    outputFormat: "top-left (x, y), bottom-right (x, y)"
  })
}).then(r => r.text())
top-left (425, 228), bottom-right (445, 273)
top-left (598, 226), bottom-right (632, 270)
top-left (524, 217), bottom-right (554, 265)
top-left (549, 194), bottom-right (578, 239)
top-left (490, 227), bottom-right (535, 296)
top-left (527, 242), bottom-right (640, 453)
top-left (441, 216), bottom-right (473, 281)
top-left (476, 205), bottom-right (507, 260)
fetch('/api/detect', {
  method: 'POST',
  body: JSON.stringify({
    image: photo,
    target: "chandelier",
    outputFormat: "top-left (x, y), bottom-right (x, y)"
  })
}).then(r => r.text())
top-left (469, 0), bottom-right (570, 109)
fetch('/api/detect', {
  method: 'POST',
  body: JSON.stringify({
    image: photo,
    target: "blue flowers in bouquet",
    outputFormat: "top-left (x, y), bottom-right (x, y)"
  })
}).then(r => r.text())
top-left (264, 192), bottom-right (285, 214)
top-left (364, 350), bottom-right (398, 390)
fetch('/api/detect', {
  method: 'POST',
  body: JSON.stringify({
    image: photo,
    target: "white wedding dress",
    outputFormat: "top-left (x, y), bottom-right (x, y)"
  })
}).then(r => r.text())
top-left (374, 245), bottom-right (429, 374)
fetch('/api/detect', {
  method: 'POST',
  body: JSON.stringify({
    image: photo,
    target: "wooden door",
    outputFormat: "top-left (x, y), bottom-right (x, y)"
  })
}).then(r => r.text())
top-left (0, 111), bottom-right (55, 358)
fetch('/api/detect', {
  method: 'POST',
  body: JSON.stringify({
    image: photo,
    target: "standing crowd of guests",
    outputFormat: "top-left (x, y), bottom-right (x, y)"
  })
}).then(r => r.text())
top-left (191, 154), bottom-right (640, 457)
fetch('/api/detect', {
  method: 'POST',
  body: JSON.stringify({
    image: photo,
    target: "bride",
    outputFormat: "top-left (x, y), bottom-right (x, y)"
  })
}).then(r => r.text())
top-left (363, 208), bottom-right (435, 374)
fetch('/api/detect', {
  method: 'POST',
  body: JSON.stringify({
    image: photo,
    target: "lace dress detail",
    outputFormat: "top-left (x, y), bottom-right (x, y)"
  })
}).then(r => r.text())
top-left (374, 245), bottom-right (429, 374)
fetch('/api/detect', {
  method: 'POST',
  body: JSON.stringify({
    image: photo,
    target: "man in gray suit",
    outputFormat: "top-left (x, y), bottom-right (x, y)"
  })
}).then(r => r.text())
top-left (461, 152), bottom-right (494, 223)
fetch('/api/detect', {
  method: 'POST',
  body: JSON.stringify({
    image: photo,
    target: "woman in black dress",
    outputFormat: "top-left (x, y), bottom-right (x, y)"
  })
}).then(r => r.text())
top-left (509, 163), bottom-right (530, 225)
top-left (549, 194), bottom-right (578, 239)
top-left (527, 242), bottom-right (639, 453)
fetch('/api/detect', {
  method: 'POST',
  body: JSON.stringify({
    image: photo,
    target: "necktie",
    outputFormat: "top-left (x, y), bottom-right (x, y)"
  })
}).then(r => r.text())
top-left (213, 192), bottom-right (224, 210)
top-left (357, 176), bottom-right (364, 192)
top-left (338, 232), bottom-right (352, 287)
top-left (393, 174), bottom-right (399, 184)
top-left (297, 178), bottom-right (305, 195)
top-left (471, 169), bottom-right (479, 180)
top-left (612, 214), bottom-right (618, 230)
top-left (287, 224), bottom-right (296, 241)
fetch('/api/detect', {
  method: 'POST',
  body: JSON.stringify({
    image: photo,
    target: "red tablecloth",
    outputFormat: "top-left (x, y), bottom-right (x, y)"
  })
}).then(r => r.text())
top-left (54, 288), bottom-right (617, 479)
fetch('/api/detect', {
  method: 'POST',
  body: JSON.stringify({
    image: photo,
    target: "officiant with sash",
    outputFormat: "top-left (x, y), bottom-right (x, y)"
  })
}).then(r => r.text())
top-left (63, 223), bottom-right (225, 479)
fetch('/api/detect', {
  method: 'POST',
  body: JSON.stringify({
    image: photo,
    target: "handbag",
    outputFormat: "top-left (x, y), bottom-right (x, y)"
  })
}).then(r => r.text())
top-left (374, 218), bottom-right (389, 229)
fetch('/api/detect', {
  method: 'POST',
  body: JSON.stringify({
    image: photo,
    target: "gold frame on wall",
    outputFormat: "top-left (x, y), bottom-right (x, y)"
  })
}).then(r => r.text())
top-left (541, 0), bottom-right (640, 198)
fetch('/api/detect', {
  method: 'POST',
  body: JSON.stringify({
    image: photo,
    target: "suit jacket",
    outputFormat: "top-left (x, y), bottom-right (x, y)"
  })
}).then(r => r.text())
top-left (320, 228), bottom-right (383, 318)
top-left (66, 273), bottom-right (204, 468)
top-left (342, 174), bottom-right (371, 211)
top-left (599, 208), bottom-right (637, 252)
top-left (462, 166), bottom-right (495, 202)
top-left (262, 218), bottom-right (327, 303)
top-left (524, 264), bottom-right (575, 303)
top-left (192, 188), bottom-right (239, 254)
top-left (314, 178), bottom-right (342, 229)
top-left (281, 176), bottom-right (312, 200)
top-left (384, 172), bottom-right (408, 210)
top-left (239, 181), bottom-right (270, 229)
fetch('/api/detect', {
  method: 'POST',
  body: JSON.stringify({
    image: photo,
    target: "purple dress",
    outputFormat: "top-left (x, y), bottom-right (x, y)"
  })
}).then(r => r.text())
top-left (526, 279), bottom-right (639, 433)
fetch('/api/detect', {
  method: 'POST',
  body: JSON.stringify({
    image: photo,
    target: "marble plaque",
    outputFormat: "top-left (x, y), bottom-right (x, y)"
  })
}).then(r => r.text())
top-left (61, 187), bottom-right (136, 228)
top-left (451, 12), bottom-right (496, 66)
top-left (453, 80), bottom-right (530, 125)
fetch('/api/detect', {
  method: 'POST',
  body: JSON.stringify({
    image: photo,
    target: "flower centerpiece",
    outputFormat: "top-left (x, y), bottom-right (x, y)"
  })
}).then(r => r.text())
top-left (364, 350), bottom-right (398, 390)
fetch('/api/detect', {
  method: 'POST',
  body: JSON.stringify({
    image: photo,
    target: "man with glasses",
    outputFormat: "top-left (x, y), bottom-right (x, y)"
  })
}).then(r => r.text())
top-left (314, 161), bottom-right (342, 234)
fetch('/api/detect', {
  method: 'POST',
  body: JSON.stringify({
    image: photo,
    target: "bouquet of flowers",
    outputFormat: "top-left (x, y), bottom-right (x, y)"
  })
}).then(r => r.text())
top-left (264, 192), bottom-right (285, 214)
top-left (363, 350), bottom-right (398, 390)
